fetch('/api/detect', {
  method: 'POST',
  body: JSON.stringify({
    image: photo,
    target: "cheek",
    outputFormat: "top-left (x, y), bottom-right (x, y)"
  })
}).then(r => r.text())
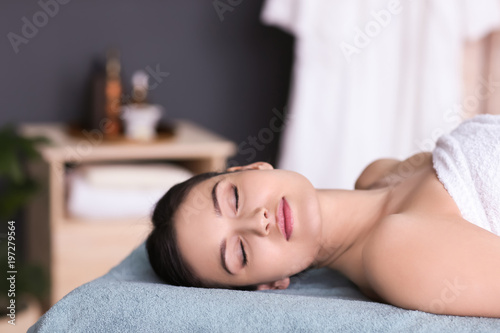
top-left (253, 238), bottom-right (316, 278)
top-left (252, 240), bottom-right (287, 269)
top-left (293, 241), bottom-right (319, 270)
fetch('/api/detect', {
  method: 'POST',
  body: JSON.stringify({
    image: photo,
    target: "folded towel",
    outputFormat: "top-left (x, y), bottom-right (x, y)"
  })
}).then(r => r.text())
top-left (67, 163), bottom-right (193, 219)
top-left (432, 114), bottom-right (500, 235)
top-left (80, 163), bottom-right (193, 189)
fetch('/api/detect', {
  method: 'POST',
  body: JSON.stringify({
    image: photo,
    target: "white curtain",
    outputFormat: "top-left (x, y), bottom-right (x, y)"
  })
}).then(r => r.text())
top-left (262, 0), bottom-right (500, 189)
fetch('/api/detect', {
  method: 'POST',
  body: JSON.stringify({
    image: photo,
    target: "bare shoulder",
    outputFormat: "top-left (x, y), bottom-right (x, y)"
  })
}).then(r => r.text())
top-left (355, 158), bottom-right (400, 189)
top-left (355, 152), bottom-right (431, 189)
top-left (362, 214), bottom-right (500, 317)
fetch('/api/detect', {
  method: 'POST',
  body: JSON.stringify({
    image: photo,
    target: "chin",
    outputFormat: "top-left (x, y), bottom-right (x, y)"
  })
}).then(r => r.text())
top-left (294, 181), bottom-right (322, 249)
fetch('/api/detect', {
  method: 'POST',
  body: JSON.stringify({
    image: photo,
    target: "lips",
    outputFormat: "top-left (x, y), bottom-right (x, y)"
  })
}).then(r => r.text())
top-left (277, 197), bottom-right (294, 241)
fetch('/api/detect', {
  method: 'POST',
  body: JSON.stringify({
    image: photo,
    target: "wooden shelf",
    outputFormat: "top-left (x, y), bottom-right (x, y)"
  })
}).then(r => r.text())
top-left (20, 120), bottom-right (236, 309)
top-left (20, 120), bottom-right (236, 164)
top-left (60, 215), bottom-right (151, 226)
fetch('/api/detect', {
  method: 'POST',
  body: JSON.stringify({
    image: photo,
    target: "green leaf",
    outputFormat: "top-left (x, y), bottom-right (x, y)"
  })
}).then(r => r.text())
top-left (18, 135), bottom-right (51, 160)
top-left (0, 123), bottom-right (50, 218)
top-left (0, 180), bottom-right (37, 219)
top-left (0, 150), bottom-right (24, 183)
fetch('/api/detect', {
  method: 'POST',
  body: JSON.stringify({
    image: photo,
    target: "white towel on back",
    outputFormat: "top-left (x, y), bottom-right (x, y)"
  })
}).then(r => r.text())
top-left (432, 114), bottom-right (500, 235)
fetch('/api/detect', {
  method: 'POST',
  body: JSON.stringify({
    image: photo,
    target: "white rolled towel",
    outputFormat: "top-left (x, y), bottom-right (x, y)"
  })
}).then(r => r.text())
top-left (432, 114), bottom-right (500, 236)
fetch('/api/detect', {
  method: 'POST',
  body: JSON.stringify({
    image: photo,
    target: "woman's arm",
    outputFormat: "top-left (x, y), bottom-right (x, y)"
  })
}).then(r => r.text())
top-left (363, 214), bottom-right (500, 317)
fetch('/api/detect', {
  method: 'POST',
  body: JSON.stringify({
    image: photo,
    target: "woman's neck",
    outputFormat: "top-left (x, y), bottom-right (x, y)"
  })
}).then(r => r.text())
top-left (312, 187), bottom-right (391, 269)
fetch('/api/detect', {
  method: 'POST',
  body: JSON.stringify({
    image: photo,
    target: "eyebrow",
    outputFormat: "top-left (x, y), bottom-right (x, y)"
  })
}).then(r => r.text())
top-left (220, 239), bottom-right (233, 275)
top-left (212, 180), bottom-right (222, 217)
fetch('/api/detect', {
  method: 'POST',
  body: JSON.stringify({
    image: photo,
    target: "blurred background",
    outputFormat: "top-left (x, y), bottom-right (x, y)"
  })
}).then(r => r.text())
top-left (0, 0), bottom-right (293, 329)
top-left (1, 0), bottom-right (500, 330)
top-left (0, 0), bottom-right (293, 165)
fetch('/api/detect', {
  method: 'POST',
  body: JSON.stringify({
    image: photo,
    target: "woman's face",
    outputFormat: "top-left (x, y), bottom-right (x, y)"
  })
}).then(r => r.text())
top-left (175, 163), bottom-right (323, 289)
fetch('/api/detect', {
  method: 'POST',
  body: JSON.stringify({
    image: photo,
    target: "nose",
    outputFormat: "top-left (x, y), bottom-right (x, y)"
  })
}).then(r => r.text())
top-left (238, 207), bottom-right (270, 237)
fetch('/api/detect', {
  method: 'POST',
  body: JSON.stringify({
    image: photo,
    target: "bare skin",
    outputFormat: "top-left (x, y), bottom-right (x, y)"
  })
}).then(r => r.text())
top-left (175, 155), bottom-right (500, 318)
top-left (324, 152), bottom-right (500, 317)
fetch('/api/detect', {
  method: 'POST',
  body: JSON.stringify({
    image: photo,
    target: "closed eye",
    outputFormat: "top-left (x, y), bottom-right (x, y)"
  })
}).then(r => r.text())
top-left (240, 240), bottom-right (247, 266)
top-left (233, 185), bottom-right (245, 266)
top-left (233, 184), bottom-right (239, 212)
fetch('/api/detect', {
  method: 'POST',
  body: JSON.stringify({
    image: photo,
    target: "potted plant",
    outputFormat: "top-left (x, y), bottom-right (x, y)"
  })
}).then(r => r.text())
top-left (0, 124), bottom-right (50, 332)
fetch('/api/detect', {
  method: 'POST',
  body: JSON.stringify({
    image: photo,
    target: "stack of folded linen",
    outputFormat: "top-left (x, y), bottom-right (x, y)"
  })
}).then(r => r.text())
top-left (66, 163), bottom-right (193, 220)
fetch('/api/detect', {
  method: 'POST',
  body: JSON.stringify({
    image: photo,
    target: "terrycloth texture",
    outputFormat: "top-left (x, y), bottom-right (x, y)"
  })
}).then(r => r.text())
top-left (29, 243), bottom-right (500, 332)
top-left (433, 114), bottom-right (500, 236)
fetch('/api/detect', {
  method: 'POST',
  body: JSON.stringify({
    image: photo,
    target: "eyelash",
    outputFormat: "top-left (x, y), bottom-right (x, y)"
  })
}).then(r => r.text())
top-left (240, 240), bottom-right (248, 266)
top-left (232, 184), bottom-right (239, 212)
top-left (233, 184), bottom-right (247, 266)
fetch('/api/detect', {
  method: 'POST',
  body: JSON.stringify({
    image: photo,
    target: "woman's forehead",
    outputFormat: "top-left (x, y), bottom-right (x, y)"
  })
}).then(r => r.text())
top-left (176, 168), bottom-right (271, 223)
top-left (187, 170), bottom-right (245, 199)
top-left (174, 178), bottom-right (227, 281)
top-left (174, 173), bottom-right (227, 225)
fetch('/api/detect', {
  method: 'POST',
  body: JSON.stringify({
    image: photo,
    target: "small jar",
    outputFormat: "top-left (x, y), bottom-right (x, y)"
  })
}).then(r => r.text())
top-left (120, 104), bottom-right (163, 141)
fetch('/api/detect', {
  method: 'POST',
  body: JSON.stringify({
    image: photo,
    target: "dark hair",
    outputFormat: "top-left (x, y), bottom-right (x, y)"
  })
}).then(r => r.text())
top-left (146, 171), bottom-right (222, 288)
top-left (146, 170), bottom-right (259, 290)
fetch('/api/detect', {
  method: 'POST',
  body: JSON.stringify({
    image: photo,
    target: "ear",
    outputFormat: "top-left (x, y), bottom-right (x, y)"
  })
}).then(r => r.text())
top-left (256, 277), bottom-right (290, 291)
top-left (227, 162), bottom-right (274, 173)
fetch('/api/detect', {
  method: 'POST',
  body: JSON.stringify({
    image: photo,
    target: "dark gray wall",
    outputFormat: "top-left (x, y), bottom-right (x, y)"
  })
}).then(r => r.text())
top-left (0, 0), bottom-right (293, 165)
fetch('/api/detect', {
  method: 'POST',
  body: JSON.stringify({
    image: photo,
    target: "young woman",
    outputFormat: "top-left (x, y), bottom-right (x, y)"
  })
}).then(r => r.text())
top-left (146, 115), bottom-right (500, 318)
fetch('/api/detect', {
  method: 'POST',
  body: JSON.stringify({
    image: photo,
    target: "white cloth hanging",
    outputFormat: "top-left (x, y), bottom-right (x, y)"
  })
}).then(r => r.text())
top-left (262, 0), bottom-right (500, 189)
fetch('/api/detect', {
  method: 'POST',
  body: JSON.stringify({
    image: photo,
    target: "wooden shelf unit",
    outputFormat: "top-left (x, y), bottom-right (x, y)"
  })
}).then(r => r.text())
top-left (20, 120), bottom-right (236, 309)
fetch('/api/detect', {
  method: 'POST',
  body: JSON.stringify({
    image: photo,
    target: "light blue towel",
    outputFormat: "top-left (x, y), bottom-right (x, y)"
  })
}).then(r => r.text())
top-left (29, 243), bottom-right (500, 332)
